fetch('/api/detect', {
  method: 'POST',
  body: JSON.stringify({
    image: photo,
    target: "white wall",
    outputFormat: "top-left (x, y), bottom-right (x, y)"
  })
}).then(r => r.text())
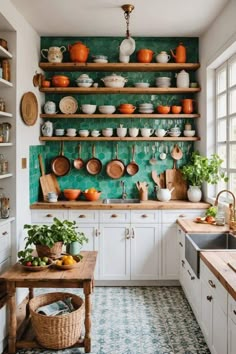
top-left (199, 0), bottom-right (236, 198)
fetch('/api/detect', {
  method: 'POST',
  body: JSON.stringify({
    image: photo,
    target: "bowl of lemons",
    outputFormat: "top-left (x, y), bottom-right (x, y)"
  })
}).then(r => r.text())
top-left (54, 254), bottom-right (81, 270)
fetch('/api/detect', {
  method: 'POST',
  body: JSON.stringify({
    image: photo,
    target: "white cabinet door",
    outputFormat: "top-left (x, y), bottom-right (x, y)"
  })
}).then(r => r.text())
top-left (130, 224), bottom-right (159, 280)
top-left (201, 278), bottom-right (212, 348)
top-left (228, 294), bottom-right (236, 354)
top-left (78, 225), bottom-right (99, 278)
top-left (99, 223), bottom-right (130, 280)
top-left (161, 223), bottom-right (179, 280)
top-left (211, 297), bottom-right (227, 354)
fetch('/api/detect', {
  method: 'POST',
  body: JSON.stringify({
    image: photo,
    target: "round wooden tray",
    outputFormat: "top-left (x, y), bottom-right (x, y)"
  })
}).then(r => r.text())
top-left (54, 255), bottom-right (81, 270)
top-left (19, 259), bottom-right (53, 272)
top-left (20, 91), bottom-right (38, 126)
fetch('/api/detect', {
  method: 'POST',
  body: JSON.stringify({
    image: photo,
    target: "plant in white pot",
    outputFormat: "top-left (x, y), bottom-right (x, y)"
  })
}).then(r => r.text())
top-left (24, 217), bottom-right (88, 258)
top-left (180, 152), bottom-right (228, 202)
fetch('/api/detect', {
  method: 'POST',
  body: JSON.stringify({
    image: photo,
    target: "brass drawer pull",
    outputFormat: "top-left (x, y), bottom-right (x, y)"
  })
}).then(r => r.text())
top-left (111, 214), bottom-right (118, 218)
top-left (78, 214), bottom-right (86, 218)
top-left (2, 231), bottom-right (8, 236)
top-left (141, 214), bottom-right (148, 218)
top-left (125, 228), bottom-right (130, 239)
top-left (208, 280), bottom-right (216, 288)
top-left (179, 242), bottom-right (183, 247)
top-left (207, 295), bottom-right (213, 302)
top-left (179, 214), bottom-right (186, 218)
top-left (46, 214), bottom-right (53, 217)
top-left (181, 260), bottom-right (185, 267)
top-left (95, 229), bottom-right (100, 237)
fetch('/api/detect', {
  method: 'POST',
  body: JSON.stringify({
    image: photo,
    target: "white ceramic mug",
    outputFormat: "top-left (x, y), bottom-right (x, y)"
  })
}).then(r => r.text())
top-left (128, 127), bottom-right (139, 137)
top-left (155, 128), bottom-right (168, 137)
top-left (67, 128), bottom-right (77, 136)
top-left (91, 130), bottom-right (100, 137)
top-left (141, 128), bottom-right (154, 137)
top-left (117, 127), bottom-right (127, 137)
top-left (102, 128), bottom-right (113, 137)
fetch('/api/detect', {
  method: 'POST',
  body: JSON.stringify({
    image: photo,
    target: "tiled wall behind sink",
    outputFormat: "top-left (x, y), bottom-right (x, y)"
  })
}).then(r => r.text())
top-left (29, 36), bottom-right (198, 204)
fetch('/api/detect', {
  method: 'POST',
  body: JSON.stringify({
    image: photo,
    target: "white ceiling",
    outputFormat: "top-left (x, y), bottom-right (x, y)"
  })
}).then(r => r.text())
top-left (10, 0), bottom-right (229, 37)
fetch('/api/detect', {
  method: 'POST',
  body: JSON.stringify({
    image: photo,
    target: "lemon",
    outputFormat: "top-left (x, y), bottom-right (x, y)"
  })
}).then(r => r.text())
top-left (56, 260), bottom-right (62, 266)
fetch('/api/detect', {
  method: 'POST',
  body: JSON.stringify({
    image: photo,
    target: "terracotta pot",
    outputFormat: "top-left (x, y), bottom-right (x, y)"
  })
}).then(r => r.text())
top-left (52, 75), bottom-right (70, 87)
top-left (41, 80), bottom-right (51, 88)
top-left (171, 105), bottom-right (182, 114)
top-left (157, 105), bottom-right (170, 114)
top-left (68, 42), bottom-right (89, 63)
top-left (137, 49), bottom-right (154, 63)
top-left (182, 99), bottom-right (194, 114)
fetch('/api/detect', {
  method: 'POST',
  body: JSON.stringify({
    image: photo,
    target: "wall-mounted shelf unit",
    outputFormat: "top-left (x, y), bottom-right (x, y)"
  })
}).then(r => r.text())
top-left (40, 113), bottom-right (200, 119)
top-left (39, 136), bottom-right (200, 142)
top-left (39, 87), bottom-right (200, 94)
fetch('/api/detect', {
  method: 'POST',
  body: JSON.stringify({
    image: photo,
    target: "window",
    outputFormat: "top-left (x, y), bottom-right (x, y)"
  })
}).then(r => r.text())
top-left (215, 53), bottom-right (236, 195)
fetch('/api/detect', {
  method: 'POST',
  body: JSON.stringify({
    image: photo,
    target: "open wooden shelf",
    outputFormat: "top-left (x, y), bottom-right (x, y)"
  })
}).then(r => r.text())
top-left (39, 62), bottom-right (200, 72)
top-left (39, 136), bottom-right (200, 142)
top-left (40, 113), bottom-right (200, 119)
top-left (40, 87), bottom-right (200, 94)
top-left (0, 45), bottom-right (13, 59)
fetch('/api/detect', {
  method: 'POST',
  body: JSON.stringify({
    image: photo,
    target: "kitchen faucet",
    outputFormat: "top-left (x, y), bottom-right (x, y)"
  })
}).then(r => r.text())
top-left (120, 181), bottom-right (127, 200)
top-left (214, 189), bottom-right (236, 229)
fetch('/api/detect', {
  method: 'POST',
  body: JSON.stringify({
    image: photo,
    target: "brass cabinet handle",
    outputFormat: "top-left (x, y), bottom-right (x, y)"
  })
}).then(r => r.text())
top-left (2, 231), bottom-right (8, 236)
top-left (131, 227), bottom-right (135, 239)
top-left (187, 269), bottom-right (195, 280)
top-left (95, 229), bottom-right (100, 237)
top-left (179, 242), bottom-right (183, 247)
top-left (208, 280), bottom-right (216, 288)
top-left (111, 214), bottom-right (118, 218)
top-left (78, 214), bottom-right (86, 218)
top-left (179, 214), bottom-right (186, 218)
top-left (126, 228), bottom-right (130, 239)
top-left (141, 214), bottom-right (148, 218)
top-left (181, 260), bottom-right (185, 267)
top-left (207, 295), bottom-right (213, 302)
top-left (46, 214), bottom-right (53, 217)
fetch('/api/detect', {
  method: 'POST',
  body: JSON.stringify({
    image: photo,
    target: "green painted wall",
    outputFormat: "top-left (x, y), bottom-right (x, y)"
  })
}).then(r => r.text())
top-left (30, 36), bottom-right (198, 204)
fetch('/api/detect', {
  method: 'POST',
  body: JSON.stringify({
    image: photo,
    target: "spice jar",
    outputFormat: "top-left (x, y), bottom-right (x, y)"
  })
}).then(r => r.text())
top-left (0, 154), bottom-right (8, 174)
top-left (2, 122), bottom-right (11, 142)
top-left (1, 197), bottom-right (10, 219)
top-left (1, 59), bottom-right (10, 81)
top-left (0, 97), bottom-right (6, 112)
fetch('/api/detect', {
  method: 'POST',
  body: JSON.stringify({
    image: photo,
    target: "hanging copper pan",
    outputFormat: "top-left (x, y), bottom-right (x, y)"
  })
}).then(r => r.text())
top-left (73, 143), bottom-right (85, 170)
top-left (86, 144), bottom-right (102, 175)
top-left (51, 141), bottom-right (71, 177)
top-left (106, 144), bottom-right (125, 179)
top-left (126, 144), bottom-right (139, 176)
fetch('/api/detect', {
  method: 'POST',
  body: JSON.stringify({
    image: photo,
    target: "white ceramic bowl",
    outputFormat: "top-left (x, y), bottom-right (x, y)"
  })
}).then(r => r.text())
top-left (76, 81), bottom-right (93, 88)
top-left (139, 109), bottom-right (154, 114)
top-left (55, 129), bottom-right (65, 136)
top-left (183, 130), bottom-right (195, 137)
top-left (79, 130), bottom-right (89, 137)
top-left (134, 82), bottom-right (150, 88)
top-left (102, 128), bottom-right (113, 137)
top-left (98, 105), bottom-right (116, 114)
top-left (168, 131), bottom-right (181, 137)
top-left (81, 104), bottom-right (97, 114)
top-left (117, 127), bottom-right (127, 137)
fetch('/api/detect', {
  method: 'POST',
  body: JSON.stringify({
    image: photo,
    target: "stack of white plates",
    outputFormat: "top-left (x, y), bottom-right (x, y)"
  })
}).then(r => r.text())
top-left (156, 77), bottom-right (171, 88)
top-left (138, 103), bottom-right (154, 114)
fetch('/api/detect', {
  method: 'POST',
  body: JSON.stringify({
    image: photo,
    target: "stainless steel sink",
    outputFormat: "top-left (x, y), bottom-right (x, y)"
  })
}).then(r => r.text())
top-left (103, 198), bottom-right (140, 204)
top-left (185, 232), bottom-right (236, 278)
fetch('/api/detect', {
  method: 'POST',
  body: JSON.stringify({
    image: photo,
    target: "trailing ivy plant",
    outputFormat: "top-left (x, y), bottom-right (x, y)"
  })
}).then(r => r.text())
top-left (180, 151), bottom-right (228, 187)
top-left (24, 217), bottom-right (88, 248)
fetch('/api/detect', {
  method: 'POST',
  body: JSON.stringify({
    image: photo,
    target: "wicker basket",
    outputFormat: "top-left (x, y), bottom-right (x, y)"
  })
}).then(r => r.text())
top-left (36, 241), bottom-right (63, 259)
top-left (29, 292), bottom-right (84, 349)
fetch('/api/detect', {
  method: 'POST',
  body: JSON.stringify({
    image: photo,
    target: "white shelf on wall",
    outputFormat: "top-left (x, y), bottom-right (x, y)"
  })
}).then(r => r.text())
top-left (0, 78), bottom-right (13, 88)
top-left (0, 143), bottom-right (13, 147)
top-left (0, 45), bottom-right (13, 59)
top-left (0, 111), bottom-right (13, 118)
top-left (0, 173), bottom-right (13, 179)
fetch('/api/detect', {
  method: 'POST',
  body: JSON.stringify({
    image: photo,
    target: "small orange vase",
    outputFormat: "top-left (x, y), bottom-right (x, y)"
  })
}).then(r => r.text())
top-left (170, 42), bottom-right (186, 63)
top-left (182, 99), bottom-right (194, 114)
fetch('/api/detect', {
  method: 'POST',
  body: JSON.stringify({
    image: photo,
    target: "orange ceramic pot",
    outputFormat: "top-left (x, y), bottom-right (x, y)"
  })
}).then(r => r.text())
top-left (83, 190), bottom-right (101, 201)
top-left (63, 189), bottom-right (81, 201)
top-left (68, 42), bottom-right (89, 63)
top-left (170, 42), bottom-right (186, 63)
top-left (182, 99), bottom-right (194, 114)
top-left (118, 106), bottom-right (136, 114)
top-left (137, 49), bottom-right (154, 63)
top-left (157, 105), bottom-right (170, 114)
top-left (41, 80), bottom-right (51, 88)
top-left (171, 105), bottom-right (182, 114)
top-left (52, 75), bottom-right (70, 87)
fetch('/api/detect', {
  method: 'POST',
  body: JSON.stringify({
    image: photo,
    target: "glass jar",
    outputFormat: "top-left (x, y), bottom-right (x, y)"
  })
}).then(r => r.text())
top-left (0, 188), bottom-right (5, 218)
top-left (0, 97), bottom-right (5, 112)
top-left (1, 197), bottom-right (10, 219)
top-left (0, 154), bottom-right (8, 174)
top-left (2, 122), bottom-right (11, 143)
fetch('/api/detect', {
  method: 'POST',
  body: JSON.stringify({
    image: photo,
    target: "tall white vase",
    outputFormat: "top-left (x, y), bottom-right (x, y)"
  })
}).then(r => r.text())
top-left (187, 185), bottom-right (202, 202)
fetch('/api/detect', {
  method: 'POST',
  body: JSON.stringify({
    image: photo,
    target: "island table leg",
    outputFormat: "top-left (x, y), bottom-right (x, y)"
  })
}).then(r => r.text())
top-left (7, 282), bottom-right (17, 354)
top-left (84, 280), bottom-right (92, 353)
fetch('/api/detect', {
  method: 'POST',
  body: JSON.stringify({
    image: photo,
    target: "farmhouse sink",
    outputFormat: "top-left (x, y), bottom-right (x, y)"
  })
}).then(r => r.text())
top-left (185, 232), bottom-right (236, 278)
top-left (103, 198), bottom-right (140, 204)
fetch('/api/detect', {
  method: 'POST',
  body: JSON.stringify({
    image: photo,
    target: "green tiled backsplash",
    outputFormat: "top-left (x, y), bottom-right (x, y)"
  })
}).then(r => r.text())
top-left (29, 36), bottom-right (198, 204)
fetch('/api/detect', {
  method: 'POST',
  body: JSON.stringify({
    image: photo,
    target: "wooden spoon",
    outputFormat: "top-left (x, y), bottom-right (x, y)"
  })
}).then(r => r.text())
top-left (171, 144), bottom-right (183, 168)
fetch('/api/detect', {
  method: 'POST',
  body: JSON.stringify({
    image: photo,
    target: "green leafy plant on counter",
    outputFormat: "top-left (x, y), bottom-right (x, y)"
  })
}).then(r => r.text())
top-left (205, 206), bottom-right (218, 217)
top-left (24, 217), bottom-right (88, 248)
top-left (180, 151), bottom-right (228, 187)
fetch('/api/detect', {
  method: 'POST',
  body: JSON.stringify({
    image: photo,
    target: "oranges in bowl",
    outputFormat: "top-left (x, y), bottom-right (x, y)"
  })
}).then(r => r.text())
top-left (54, 255), bottom-right (81, 270)
top-left (83, 188), bottom-right (101, 201)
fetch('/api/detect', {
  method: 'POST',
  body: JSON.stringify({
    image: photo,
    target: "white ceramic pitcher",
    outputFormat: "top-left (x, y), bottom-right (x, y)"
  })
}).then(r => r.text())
top-left (156, 187), bottom-right (175, 202)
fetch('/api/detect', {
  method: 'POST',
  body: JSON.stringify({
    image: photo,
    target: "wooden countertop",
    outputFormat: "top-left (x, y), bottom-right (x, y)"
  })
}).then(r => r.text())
top-left (200, 252), bottom-right (236, 301)
top-left (30, 200), bottom-right (210, 210)
top-left (177, 218), bottom-right (229, 233)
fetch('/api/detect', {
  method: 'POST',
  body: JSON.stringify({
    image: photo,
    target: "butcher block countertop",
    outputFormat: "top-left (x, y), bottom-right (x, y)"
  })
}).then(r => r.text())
top-left (177, 218), bottom-right (230, 233)
top-left (200, 252), bottom-right (236, 301)
top-left (31, 200), bottom-right (210, 210)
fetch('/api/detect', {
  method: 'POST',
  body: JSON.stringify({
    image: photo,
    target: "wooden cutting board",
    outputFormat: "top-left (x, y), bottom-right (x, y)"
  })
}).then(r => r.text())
top-left (38, 154), bottom-right (60, 201)
top-left (165, 168), bottom-right (188, 200)
top-left (151, 171), bottom-right (165, 188)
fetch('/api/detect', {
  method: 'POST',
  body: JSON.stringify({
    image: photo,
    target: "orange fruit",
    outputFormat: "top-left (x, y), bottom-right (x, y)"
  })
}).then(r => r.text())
top-left (63, 258), bottom-right (74, 265)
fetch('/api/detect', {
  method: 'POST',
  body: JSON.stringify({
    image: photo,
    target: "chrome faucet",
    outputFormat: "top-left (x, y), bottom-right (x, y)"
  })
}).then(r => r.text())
top-left (214, 189), bottom-right (236, 229)
top-left (120, 181), bottom-right (127, 200)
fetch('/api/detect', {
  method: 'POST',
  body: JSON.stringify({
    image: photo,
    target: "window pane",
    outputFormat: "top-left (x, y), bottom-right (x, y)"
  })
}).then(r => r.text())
top-left (229, 173), bottom-right (236, 196)
top-left (230, 116), bottom-right (236, 140)
top-left (229, 59), bottom-right (236, 87)
top-left (217, 94), bottom-right (226, 118)
top-left (217, 144), bottom-right (226, 168)
top-left (217, 179), bottom-right (228, 194)
top-left (229, 144), bottom-right (236, 168)
top-left (217, 119), bottom-right (226, 142)
top-left (217, 68), bottom-right (226, 93)
top-left (229, 88), bottom-right (236, 114)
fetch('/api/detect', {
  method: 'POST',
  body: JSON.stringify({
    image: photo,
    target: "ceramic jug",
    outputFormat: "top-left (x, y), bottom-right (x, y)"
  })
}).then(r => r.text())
top-left (41, 46), bottom-right (66, 63)
top-left (155, 51), bottom-right (171, 63)
top-left (66, 241), bottom-right (82, 255)
top-left (44, 101), bottom-right (56, 114)
top-left (182, 99), bottom-right (194, 114)
top-left (41, 121), bottom-right (53, 137)
top-left (68, 42), bottom-right (89, 63)
top-left (176, 70), bottom-right (190, 88)
top-left (170, 42), bottom-right (186, 63)
top-left (156, 187), bottom-right (175, 202)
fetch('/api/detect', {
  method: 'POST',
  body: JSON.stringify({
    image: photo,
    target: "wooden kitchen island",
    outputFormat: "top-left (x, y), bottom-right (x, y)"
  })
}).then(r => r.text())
top-left (0, 251), bottom-right (97, 354)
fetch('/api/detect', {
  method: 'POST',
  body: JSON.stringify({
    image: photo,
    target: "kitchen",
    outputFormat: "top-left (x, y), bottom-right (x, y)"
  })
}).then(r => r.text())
top-left (0, 0), bottom-right (236, 353)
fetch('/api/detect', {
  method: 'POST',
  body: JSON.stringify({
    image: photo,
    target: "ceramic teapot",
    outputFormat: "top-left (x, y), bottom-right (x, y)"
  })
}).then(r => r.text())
top-left (176, 70), bottom-right (190, 88)
top-left (41, 121), bottom-right (53, 137)
top-left (170, 42), bottom-right (186, 63)
top-left (41, 46), bottom-right (66, 63)
top-left (44, 101), bottom-right (56, 114)
top-left (155, 187), bottom-right (175, 202)
top-left (155, 51), bottom-right (171, 63)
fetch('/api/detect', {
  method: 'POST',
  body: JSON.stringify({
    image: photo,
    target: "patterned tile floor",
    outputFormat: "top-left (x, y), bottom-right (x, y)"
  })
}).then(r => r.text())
top-left (16, 286), bottom-right (210, 354)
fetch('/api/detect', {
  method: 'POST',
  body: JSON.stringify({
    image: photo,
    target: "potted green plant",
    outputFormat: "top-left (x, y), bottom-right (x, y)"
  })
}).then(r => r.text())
top-left (24, 217), bottom-right (88, 258)
top-left (180, 151), bottom-right (228, 202)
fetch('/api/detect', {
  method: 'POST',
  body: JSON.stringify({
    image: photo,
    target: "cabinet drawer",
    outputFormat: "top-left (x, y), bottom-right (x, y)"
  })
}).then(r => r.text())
top-left (161, 210), bottom-right (205, 224)
top-left (200, 260), bottom-right (227, 314)
top-left (131, 210), bottom-right (158, 223)
top-left (100, 210), bottom-right (130, 223)
top-left (69, 210), bottom-right (99, 223)
top-left (31, 210), bottom-right (69, 223)
top-left (228, 294), bottom-right (236, 324)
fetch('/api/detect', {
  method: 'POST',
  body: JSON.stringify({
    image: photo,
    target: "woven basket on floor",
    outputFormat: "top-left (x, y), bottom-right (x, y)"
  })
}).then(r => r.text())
top-left (29, 292), bottom-right (84, 349)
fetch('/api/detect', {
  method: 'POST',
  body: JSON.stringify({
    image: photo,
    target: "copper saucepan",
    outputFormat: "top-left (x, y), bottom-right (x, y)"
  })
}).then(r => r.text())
top-left (86, 144), bottom-right (102, 175)
top-left (126, 145), bottom-right (139, 176)
top-left (106, 144), bottom-right (125, 179)
top-left (51, 141), bottom-right (71, 177)
top-left (73, 143), bottom-right (84, 170)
